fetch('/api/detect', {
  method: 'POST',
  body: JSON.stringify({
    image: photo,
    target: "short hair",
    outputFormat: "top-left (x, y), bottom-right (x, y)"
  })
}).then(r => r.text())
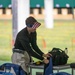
top-left (25, 16), bottom-right (37, 27)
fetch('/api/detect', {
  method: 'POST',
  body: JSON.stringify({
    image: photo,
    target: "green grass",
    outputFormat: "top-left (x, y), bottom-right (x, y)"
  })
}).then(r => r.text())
top-left (0, 19), bottom-right (75, 64)
top-left (0, 20), bottom-right (12, 62)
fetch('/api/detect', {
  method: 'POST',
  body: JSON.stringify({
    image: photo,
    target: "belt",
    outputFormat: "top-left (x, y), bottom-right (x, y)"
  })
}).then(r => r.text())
top-left (13, 49), bottom-right (32, 62)
top-left (13, 49), bottom-right (24, 54)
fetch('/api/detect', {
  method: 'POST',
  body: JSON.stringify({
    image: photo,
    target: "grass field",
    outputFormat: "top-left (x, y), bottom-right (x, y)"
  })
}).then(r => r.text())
top-left (0, 19), bottom-right (75, 64)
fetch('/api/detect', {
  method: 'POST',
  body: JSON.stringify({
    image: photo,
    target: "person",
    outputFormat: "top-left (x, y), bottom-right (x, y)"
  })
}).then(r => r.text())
top-left (11, 16), bottom-right (51, 75)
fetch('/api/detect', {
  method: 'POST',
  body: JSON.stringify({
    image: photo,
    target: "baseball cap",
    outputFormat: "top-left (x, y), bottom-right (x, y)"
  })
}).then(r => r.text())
top-left (25, 16), bottom-right (41, 28)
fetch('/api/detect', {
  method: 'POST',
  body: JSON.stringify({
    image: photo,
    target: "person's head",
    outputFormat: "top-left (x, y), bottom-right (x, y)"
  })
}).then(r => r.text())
top-left (25, 16), bottom-right (41, 33)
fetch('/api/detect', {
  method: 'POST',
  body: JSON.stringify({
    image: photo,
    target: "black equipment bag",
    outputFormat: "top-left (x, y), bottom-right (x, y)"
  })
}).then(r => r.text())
top-left (49, 48), bottom-right (69, 66)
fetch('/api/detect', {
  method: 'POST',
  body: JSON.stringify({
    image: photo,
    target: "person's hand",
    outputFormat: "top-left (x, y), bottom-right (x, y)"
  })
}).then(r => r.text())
top-left (43, 53), bottom-right (52, 58)
top-left (43, 59), bottom-right (49, 64)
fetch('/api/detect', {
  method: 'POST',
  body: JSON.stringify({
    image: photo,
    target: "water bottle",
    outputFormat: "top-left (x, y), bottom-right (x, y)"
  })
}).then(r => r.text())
top-left (64, 48), bottom-right (68, 54)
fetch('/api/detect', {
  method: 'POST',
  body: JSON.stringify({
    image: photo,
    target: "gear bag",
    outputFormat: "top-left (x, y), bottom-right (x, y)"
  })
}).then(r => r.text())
top-left (0, 63), bottom-right (26, 75)
top-left (49, 48), bottom-right (69, 66)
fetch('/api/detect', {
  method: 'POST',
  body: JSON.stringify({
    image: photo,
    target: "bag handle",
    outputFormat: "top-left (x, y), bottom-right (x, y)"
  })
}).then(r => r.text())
top-left (52, 48), bottom-right (64, 52)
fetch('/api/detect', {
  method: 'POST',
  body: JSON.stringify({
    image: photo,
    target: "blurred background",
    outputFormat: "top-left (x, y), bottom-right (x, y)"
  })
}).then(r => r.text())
top-left (0, 0), bottom-right (75, 64)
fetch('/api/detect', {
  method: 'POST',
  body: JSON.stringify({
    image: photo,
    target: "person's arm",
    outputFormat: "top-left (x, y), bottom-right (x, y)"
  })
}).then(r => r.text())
top-left (19, 37), bottom-right (44, 60)
top-left (31, 32), bottom-right (52, 58)
top-left (31, 32), bottom-right (44, 56)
